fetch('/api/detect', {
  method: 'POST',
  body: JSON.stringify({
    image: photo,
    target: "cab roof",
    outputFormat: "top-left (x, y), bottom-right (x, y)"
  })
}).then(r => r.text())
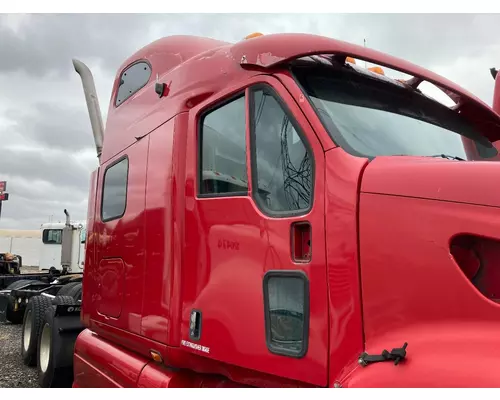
top-left (116, 32), bottom-right (495, 114)
top-left (101, 32), bottom-right (500, 162)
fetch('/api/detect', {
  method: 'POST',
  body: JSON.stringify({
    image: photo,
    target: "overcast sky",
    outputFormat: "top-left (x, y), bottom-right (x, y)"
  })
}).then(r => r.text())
top-left (0, 13), bottom-right (499, 230)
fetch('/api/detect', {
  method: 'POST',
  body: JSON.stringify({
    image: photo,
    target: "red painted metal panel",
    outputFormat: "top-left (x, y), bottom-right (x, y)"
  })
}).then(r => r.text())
top-left (323, 148), bottom-right (369, 386)
top-left (140, 118), bottom-right (176, 345)
top-left (177, 74), bottom-right (329, 386)
top-left (73, 329), bottom-right (148, 388)
top-left (361, 156), bottom-right (500, 208)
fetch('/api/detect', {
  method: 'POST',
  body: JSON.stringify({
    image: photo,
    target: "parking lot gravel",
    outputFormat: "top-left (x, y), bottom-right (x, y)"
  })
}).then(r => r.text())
top-left (0, 266), bottom-right (42, 388)
top-left (0, 322), bottom-right (39, 388)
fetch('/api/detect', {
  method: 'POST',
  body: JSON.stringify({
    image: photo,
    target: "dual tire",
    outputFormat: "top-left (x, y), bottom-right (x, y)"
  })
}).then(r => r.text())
top-left (21, 295), bottom-right (75, 366)
top-left (56, 282), bottom-right (82, 301)
top-left (37, 299), bottom-right (76, 388)
top-left (20, 284), bottom-right (82, 388)
top-left (21, 295), bottom-right (53, 366)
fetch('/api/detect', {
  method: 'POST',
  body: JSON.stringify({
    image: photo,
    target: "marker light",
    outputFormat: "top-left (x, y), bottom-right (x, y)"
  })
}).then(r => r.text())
top-left (368, 66), bottom-right (385, 75)
top-left (244, 32), bottom-right (263, 40)
top-left (150, 350), bottom-right (163, 363)
top-left (346, 57), bottom-right (356, 64)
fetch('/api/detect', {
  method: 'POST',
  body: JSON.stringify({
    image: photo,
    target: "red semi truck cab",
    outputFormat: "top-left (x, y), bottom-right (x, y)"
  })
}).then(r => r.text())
top-left (73, 33), bottom-right (500, 388)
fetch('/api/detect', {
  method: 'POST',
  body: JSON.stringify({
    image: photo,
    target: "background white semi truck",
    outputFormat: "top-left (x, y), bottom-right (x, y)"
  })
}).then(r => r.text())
top-left (39, 219), bottom-right (86, 273)
top-left (0, 215), bottom-right (86, 273)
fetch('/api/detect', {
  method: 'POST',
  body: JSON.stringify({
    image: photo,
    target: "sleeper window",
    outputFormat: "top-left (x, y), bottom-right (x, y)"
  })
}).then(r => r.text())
top-left (101, 157), bottom-right (128, 221)
top-left (115, 61), bottom-right (152, 106)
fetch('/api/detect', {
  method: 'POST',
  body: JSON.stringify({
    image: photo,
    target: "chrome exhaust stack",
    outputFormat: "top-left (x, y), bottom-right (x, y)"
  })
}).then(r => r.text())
top-left (72, 59), bottom-right (105, 162)
top-left (63, 209), bottom-right (70, 226)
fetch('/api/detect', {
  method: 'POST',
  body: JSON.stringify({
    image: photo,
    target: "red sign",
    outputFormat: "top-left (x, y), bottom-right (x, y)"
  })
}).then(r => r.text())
top-left (0, 181), bottom-right (5, 192)
top-left (0, 193), bottom-right (8, 201)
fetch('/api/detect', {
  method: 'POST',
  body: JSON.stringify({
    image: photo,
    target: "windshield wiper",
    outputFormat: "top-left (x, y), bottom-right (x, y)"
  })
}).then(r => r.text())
top-left (430, 154), bottom-right (465, 161)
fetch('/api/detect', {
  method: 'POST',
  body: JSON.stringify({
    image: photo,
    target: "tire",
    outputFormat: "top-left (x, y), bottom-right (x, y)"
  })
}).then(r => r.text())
top-left (56, 282), bottom-right (80, 297)
top-left (66, 283), bottom-right (82, 301)
top-left (37, 307), bottom-right (74, 388)
top-left (21, 295), bottom-right (53, 366)
top-left (6, 279), bottom-right (44, 324)
top-left (6, 279), bottom-right (42, 290)
top-left (52, 296), bottom-right (75, 306)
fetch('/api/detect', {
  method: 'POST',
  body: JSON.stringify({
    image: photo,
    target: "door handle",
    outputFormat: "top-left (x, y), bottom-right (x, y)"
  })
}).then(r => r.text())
top-left (291, 222), bottom-right (311, 263)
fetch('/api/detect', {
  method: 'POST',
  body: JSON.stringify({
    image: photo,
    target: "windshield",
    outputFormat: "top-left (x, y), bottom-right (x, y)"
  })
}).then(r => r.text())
top-left (293, 66), bottom-right (498, 161)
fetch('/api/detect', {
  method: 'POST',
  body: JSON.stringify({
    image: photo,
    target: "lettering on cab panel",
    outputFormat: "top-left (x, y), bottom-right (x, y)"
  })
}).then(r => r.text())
top-left (218, 239), bottom-right (240, 250)
top-left (181, 340), bottom-right (210, 354)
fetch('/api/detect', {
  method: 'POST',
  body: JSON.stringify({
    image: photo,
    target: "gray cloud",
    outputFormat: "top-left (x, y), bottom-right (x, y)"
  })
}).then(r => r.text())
top-left (337, 14), bottom-right (500, 66)
top-left (0, 14), bottom-right (166, 78)
top-left (2, 147), bottom-right (93, 190)
top-left (1, 13), bottom-right (499, 230)
top-left (5, 103), bottom-right (96, 152)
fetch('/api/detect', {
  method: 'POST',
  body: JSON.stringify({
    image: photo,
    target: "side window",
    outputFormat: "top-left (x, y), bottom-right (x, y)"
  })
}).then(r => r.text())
top-left (263, 271), bottom-right (309, 358)
top-left (199, 94), bottom-right (248, 196)
top-left (42, 229), bottom-right (62, 245)
top-left (101, 157), bottom-right (128, 222)
top-left (115, 61), bottom-right (152, 106)
top-left (251, 88), bottom-right (313, 214)
top-left (80, 227), bottom-right (86, 244)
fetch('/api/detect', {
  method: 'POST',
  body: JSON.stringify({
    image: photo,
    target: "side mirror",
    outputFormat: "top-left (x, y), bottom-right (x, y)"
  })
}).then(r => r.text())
top-left (491, 68), bottom-right (498, 80)
top-left (492, 67), bottom-right (500, 115)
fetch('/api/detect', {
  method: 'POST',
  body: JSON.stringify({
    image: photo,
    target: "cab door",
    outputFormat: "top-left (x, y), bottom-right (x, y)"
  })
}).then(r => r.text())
top-left (182, 74), bottom-right (328, 386)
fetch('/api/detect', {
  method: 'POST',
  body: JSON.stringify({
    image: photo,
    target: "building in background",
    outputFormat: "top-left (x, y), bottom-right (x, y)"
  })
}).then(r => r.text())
top-left (0, 229), bottom-right (41, 267)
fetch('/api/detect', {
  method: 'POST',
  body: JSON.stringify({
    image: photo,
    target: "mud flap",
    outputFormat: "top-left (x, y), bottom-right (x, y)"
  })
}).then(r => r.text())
top-left (38, 304), bottom-right (84, 388)
top-left (51, 305), bottom-right (84, 369)
top-left (0, 292), bottom-right (10, 323)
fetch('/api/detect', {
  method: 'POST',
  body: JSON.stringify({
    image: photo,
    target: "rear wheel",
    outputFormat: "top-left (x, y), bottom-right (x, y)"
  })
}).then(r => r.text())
top-left (66, 283), bottom-right (82, 301)
top-left (37, 307), bottom-right (74, 388)
top-left (6, 279), bottom-right (41, 290)
top-left (6, 280), bottom-right (44, 324)
top-left (56, 282), bottom-right (80, 297)
top-left (52, 295), bottom-right (75, 306)
top-left (21, 295), bottom-right (53, 366)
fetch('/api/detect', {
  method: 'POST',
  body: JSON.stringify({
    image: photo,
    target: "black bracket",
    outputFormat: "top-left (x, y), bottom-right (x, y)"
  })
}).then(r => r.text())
top-left (155, 82), bottom-right (169, 98)
top-left (358, 342), bottom-right (408, 367)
